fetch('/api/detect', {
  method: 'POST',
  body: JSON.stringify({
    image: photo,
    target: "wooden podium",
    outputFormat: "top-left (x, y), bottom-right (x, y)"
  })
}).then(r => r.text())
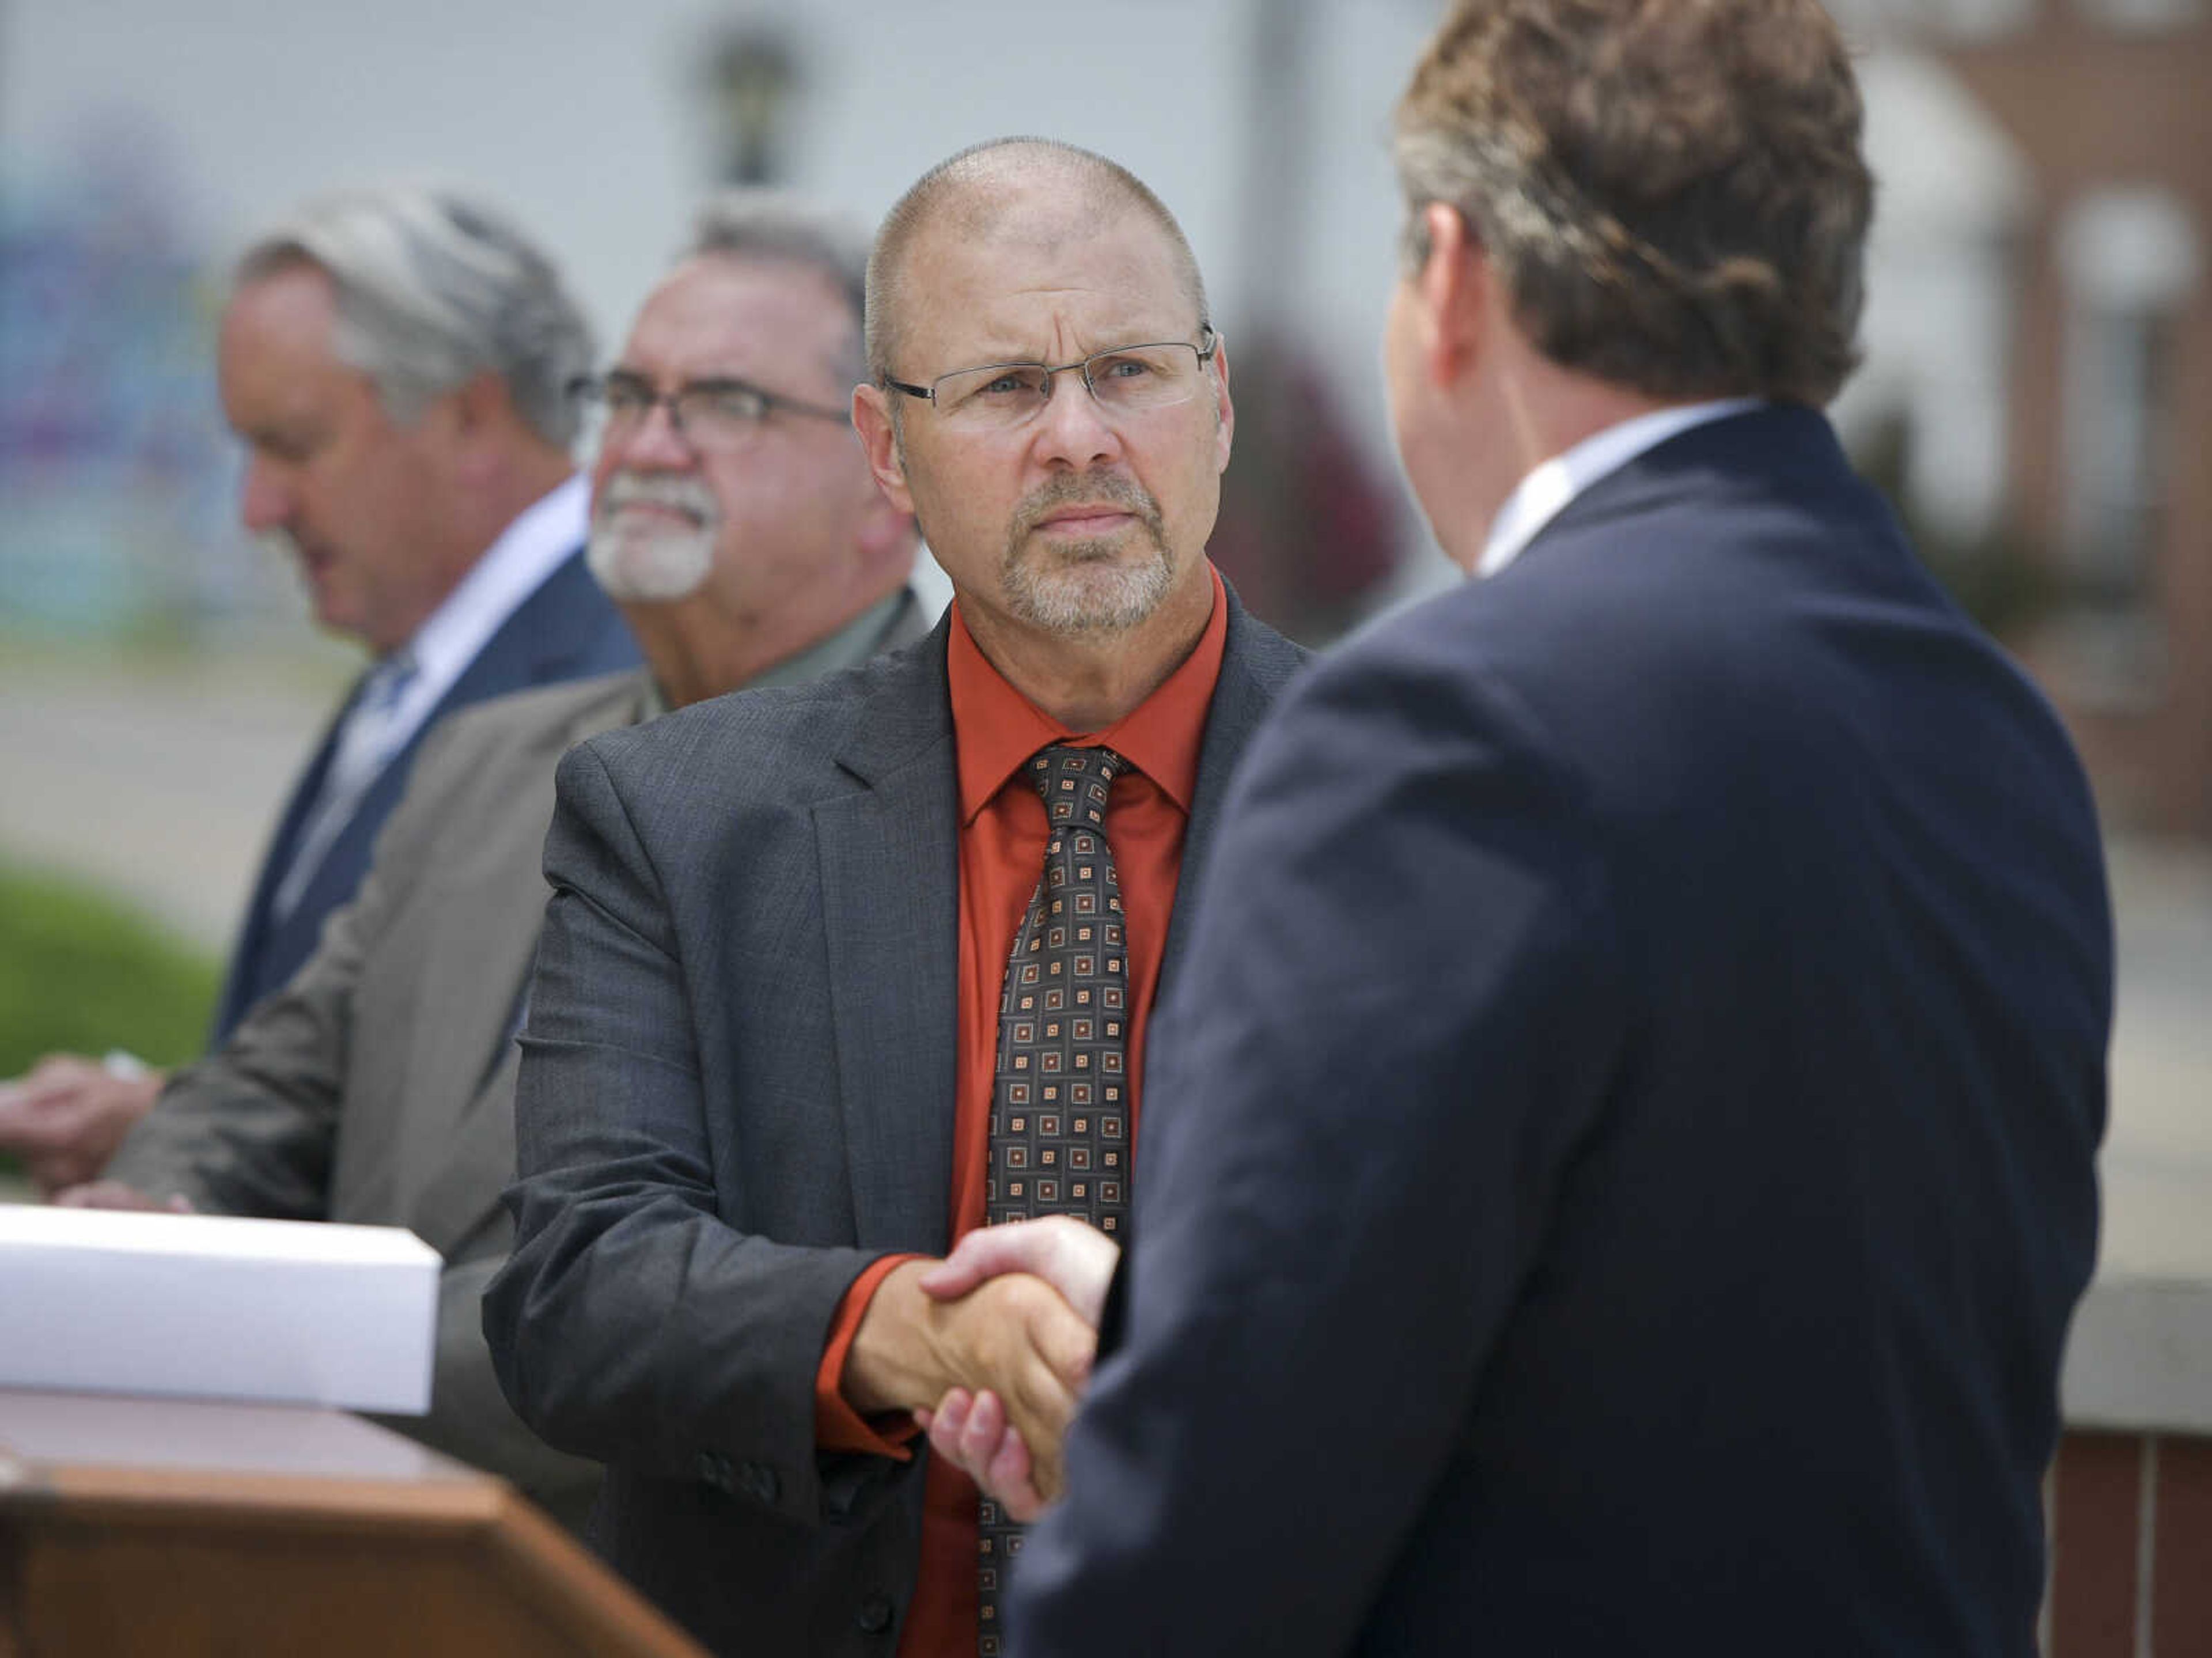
top-left (0, 1388), bottom-right (705, 1656)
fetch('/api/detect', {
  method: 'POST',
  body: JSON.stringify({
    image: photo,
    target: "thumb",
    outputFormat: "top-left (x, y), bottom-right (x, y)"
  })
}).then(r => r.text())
top-left (1028, 1288), bottom-right (1099, 1391)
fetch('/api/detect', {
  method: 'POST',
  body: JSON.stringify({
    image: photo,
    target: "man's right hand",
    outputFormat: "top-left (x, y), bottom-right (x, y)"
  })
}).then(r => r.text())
top-left (0, 1054), bottom-right (166, 1197)
top-left (842, 1260), bottom-right (1095, 1502)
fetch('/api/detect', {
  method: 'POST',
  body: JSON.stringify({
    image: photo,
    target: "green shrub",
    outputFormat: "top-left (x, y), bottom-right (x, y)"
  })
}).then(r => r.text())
top-left (0, 868), bottom-right (219, 1153)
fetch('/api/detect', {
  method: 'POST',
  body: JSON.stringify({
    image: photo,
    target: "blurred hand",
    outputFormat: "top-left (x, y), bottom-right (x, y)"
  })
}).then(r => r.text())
top-left (52, 1180), bottom-right (194, 1213)
top-left (918, 1216), bottom-right (1120, 1328)
top-left (0, 1054), bottom-right (166, 1197)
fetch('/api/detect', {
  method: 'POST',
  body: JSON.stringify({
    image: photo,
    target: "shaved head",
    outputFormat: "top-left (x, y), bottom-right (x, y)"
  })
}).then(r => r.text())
top-left (865, 137), bottom-right (1209, 384)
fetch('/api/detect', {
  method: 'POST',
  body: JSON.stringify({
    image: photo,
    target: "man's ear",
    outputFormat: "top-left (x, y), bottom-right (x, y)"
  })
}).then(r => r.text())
top-left (851, 384), bottom-right (916, 515)
top-left (433, 370), bottom-right (516, 480)
top-left (1207, 334), bottom-right (1235, 475)
top-left (1417, 203), bottom-right (1487, 389)
top-left (454, 368), bottom-right (510, 429)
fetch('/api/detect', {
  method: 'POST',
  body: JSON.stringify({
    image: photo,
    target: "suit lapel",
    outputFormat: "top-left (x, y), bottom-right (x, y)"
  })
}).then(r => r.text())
top-left (351, 552), bottom-right (628, 954)
top-left (220, 548), bottom-right (632, 1038)
top-left (211, 688), bottom-right (356, 1041)
top-left (814, 631), bottom-right (963, 1253)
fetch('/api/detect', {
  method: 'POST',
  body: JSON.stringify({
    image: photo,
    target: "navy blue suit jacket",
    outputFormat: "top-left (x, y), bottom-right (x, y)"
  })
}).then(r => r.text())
top-left (211, 547), bottom-right (636, 1040)
top-left (1012, 406), bottom-right (2112, 1656)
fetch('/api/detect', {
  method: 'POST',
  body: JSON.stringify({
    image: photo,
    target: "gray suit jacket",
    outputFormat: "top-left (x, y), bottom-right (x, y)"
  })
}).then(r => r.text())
top-left (483, 586), bottom-right (1307, 1657)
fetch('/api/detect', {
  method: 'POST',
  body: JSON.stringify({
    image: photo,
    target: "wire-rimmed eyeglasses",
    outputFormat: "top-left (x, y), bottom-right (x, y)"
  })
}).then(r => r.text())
top-left (882, 328), bottom-right (1220, 432)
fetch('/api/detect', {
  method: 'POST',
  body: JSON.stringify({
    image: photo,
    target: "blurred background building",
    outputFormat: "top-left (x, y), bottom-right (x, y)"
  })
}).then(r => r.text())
top-left (2, 0), bottom-right (2205, 762)
top-left (1842, 0), bottom-right (2211, 842)
top-left (4, 0), bottom-right (2206, 822)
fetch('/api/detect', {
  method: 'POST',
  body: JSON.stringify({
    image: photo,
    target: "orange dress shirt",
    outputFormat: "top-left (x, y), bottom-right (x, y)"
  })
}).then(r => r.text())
top-left (813, 566), bottom-right (1229, 1657)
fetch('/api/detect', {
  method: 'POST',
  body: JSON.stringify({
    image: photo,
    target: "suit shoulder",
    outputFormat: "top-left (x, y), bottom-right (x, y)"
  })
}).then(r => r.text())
top-left (1223, 598), bottom-right (1314, 692)
top-left (422, 671), bottom-right (645, 774)
top-left (1316, 579), bottom-right (1518, 706)
top-left (578, 628), bottom-right (948, 797)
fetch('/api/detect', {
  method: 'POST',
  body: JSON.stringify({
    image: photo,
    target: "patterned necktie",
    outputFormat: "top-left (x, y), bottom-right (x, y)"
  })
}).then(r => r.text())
top-left (976, 743), bottom-right (1130, 1655)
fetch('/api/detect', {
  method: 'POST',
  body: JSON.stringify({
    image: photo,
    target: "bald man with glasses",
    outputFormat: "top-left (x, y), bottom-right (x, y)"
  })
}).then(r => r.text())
top-left (483, 139), bottom-right (1306, 1657)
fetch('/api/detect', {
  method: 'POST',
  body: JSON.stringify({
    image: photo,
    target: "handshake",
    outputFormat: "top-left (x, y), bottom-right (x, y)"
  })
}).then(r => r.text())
top-left (847, 1217), bottom-right (1122, 1520)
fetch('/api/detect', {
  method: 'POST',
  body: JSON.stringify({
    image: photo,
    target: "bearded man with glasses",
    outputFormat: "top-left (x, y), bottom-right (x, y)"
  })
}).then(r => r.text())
top-left (74, 190), bottom-right (926, 1531)
top-left (484, 138), bottom-right (1308, 1657)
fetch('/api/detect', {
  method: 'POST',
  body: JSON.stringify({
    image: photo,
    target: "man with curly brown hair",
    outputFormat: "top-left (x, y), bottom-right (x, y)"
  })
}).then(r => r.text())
top-left (986, 3), bottom-right (2113, 1652)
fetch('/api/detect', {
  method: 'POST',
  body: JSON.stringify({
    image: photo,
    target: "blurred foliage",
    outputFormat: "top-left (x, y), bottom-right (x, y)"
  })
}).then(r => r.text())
top-left (1854, 414), bottom-right (2063, 639)
top-left (0, 863), bottom-right (217, 1083)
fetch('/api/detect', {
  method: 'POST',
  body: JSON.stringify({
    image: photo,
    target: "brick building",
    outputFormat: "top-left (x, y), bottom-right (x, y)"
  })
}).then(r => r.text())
top-left (1912, 2), bottom-right (2211, 837)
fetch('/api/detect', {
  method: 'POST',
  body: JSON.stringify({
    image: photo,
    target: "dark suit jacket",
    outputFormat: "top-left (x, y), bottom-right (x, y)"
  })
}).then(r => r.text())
top-left (483, 585), bottom-right (1307, 1657)
top-left (210, 545), bottom-right (637, 1040)
top-left (1010, 407), bottom-right (2112, 1656)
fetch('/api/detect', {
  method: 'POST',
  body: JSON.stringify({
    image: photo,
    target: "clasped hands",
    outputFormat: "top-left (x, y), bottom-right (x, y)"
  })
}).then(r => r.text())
top-left (844, 1217), bottom-right (1120, 1521)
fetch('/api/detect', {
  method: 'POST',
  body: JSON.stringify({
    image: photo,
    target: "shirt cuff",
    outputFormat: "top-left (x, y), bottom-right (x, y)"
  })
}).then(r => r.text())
top-left (815, 1251), bottom-right (930, 1457)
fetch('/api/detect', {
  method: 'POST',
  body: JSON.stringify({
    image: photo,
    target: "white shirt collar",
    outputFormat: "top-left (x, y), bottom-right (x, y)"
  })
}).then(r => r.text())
top-left (1477, 398), bottom-right (1766, 579)
top-left (384, 472), bottom-right (591, 731)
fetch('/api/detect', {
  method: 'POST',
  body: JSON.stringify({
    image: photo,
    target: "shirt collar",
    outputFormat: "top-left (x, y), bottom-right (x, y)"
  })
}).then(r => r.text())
top-left (399, 472), bottom-right (592, 694)
top-left (948, 563), bottom-right (1228, 826)
top-left (1477, 398), bottom-right (1766, 579)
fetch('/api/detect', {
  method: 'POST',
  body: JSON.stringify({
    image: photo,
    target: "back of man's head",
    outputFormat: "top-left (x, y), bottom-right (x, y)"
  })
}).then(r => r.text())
top-left (236, 186), bottom-right (595, 447)
top-left (1395, 0), bottom-right (1872, 407)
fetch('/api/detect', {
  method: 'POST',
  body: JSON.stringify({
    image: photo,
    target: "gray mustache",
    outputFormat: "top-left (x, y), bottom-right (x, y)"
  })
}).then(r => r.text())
top-left (1012, 472), bottom-right (1162, 540)
top-left (597, 472), bottom-right (721, 527)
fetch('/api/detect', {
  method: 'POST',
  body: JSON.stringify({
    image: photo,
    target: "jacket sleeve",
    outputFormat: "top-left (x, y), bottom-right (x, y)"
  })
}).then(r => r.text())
top-left (482, 739), bottom-right (899, 1530)
top-left (366, 1246), bottom-right (603, 1520)
top-left (105, 850), bottom-right (381, 1221)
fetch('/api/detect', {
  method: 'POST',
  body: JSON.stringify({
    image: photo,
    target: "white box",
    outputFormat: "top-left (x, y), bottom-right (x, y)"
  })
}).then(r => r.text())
top-left (0, 1204), bottom-right (438, 1415)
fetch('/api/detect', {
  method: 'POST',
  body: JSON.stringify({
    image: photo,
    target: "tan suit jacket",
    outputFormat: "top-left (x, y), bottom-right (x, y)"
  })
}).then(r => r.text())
top-left (111, 588), bottom-right (930, 1524)
top-left (109, 669), bottom-right (650, 1518)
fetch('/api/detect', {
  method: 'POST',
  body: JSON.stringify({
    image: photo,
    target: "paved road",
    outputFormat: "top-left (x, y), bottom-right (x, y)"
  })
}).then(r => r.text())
top-left (0, 649), bottom-right (347, 951)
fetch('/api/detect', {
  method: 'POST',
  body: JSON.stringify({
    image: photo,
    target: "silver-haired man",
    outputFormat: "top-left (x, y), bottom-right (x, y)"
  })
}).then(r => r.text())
top-left (55, 191), bottom-right (927, 1527)
top-left (0, 186), bottom-right (637, 1191)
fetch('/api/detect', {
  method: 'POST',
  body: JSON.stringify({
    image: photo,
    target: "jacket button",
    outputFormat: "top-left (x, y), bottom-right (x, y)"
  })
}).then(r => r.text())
top-left (695, 1451), bottom-right (733, 1492)
top-left (738, 1461), bottom-right (780, 1505)
top-left (855, 1593), bottom-right (895, 1633)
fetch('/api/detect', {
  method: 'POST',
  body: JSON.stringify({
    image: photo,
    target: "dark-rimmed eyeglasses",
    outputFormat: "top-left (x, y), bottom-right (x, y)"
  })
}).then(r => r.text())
top-left (882, 328), bottom-right (1219, 432)
top-left (571, 371), bottom-right (850, 451)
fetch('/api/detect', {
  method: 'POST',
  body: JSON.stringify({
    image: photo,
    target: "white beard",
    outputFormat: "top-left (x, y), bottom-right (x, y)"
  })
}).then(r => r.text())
top-left (588, 472), bottom-right (720, 603)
